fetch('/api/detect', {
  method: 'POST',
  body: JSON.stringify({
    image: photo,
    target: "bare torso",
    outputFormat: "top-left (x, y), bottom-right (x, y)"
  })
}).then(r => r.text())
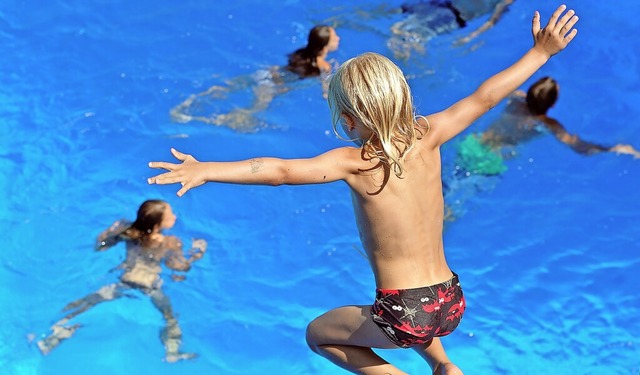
top-left (119, 235), bottom-right (181, 289)
top-left (481, 95), bottom-right (542, 149)
top-left (345, 125), bottom-right (451, 289)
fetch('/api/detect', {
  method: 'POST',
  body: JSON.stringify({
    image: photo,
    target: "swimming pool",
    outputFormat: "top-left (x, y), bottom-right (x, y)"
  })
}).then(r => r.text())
top-left (1, 0), bottom-right (639, 374)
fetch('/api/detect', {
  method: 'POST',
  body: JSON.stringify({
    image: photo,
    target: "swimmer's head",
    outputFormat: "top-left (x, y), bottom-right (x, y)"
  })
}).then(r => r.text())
top-left (526, 76), bottom-right (559, 115)
top-left (132, 199), bottom-right (175, 235)
top-left (286, 25), bottom-right (339, 78)
top-left (307, 25), bottom-right (339, 56)
top-left (327, 52), bottom-right (419, 177)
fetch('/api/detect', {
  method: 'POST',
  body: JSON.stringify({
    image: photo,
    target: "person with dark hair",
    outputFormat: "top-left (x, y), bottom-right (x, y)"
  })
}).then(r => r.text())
top-left (444, 76), bottom-right (639, 223)
top-left (36, 200), bottom-right (207, 363)
top-left (286, 25), bottom-right (340, 78)
top-left (455, 76), bottom-right (640, 178)
top-left (170, 25), bottom-right (340, 132)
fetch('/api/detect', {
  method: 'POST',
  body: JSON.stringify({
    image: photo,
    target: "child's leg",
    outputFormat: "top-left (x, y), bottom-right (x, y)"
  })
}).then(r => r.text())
top-left (412, 338), bottom-right (463, 375)
top-left (61, 283), bottom-right (123, 319)
top-left (38, 283), bottom-right (124, 355)
top-left (306, 305), bottom-right (408, 375)
top-left (148, 288), bottom-right (196, 362)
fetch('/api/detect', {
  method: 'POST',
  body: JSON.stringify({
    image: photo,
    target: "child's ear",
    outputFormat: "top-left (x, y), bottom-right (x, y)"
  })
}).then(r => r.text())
top-left (342, 114), bottom-right (356, 131)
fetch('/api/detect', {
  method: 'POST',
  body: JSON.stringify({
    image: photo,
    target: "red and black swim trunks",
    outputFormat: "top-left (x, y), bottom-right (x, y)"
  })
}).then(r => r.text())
top-left (370, 272), bottom-right (465, 348)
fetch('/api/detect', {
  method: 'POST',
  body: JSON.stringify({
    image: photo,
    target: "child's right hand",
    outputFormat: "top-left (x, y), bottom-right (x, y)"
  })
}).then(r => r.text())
top-left (532, 5), bottom-right (579, 57)
top-left (191, 239), bottom-right (208, 253)
top-left (148, 148), bottom-right (206, 197)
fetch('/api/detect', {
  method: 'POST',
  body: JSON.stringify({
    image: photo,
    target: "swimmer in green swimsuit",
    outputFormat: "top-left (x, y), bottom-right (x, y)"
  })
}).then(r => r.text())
top-left (458, 76), bottom-right (640, 176)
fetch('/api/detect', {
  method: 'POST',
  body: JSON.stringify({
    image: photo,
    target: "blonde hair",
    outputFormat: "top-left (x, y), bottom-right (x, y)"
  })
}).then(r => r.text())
top-left (327, 52), bottom-right (421, 177)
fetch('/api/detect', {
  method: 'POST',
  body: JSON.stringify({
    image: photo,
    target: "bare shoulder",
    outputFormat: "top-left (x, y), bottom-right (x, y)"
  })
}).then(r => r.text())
top-left (321, 146), bottom-right (368, 171)
top-left (416, 114), bottom-right (441, 149)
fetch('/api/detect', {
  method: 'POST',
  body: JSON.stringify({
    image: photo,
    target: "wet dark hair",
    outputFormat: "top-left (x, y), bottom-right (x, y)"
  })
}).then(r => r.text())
top-left (526, 76), bottom-right (559, 116)
top-left (285, 25), bottom-right (332, 78)
top-left (124, 199), bottom-right (167, 245)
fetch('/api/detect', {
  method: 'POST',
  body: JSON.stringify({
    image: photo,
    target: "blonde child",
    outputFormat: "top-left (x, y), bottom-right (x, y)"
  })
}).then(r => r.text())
top-left (148, 5), bottom-right (578, 374)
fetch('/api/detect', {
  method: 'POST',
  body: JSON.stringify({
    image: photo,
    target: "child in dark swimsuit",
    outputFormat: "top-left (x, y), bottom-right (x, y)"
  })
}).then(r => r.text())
top-left (389, 0), bottom-right (514, 59)
top-left (148, 5), bottom-right (578, 374)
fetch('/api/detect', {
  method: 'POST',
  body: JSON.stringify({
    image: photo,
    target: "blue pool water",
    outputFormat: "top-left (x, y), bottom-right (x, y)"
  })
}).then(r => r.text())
top-left (1, 0), bottom-right (639, 374)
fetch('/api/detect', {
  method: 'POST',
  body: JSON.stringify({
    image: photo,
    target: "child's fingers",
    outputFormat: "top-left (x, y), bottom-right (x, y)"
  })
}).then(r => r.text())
top-left (171, 148), bottom-right (197, 162)
top-left (564, 28), bottom-right (578, 44)
top-left (555, 9), bottom-right (576, 33)
top-left (148, 172), bottom-right (184, 185)
top-left (170, 148), bottom-right (186, 160)
top-left (531, 11), bottom-right (541, 36)
top-left (561, 15), bottom-right (579, 38)
top-left (546, 4), bottom-right (566, 29)
top-left (176, 184), bottom-right (191, 197)
top-left (148, 161), bottom-right (177, 170)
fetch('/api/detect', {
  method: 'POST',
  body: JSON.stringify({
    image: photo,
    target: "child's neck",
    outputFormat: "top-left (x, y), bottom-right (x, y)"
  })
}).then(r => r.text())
top-left (316, 49), bottom-right (330, 72)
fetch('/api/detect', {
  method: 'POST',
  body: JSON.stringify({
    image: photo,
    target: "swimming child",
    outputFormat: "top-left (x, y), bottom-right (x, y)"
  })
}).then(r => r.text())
top-left (170, 25), bottom-right (340, 132)
top-left (36, 200), bottom-right (207, 363)
top-left (448, 76), bottom-right (639, 219)
top-left (475, 76), bottom-right (640, 160)
top-left (148, 5), bottom-right (578, 374)
top-left (389, 0), bottom-right (514, 60)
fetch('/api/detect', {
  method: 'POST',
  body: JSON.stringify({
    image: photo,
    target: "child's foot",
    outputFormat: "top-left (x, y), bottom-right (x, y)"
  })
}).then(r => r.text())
top-left (36, 322), bottom-right (81, 355)
top-left (433, 362), bottom-right (463, 375)
top-left (164, 352), bottom-right (198, 363)
top-left (170, 110), bottom-right (194, 124)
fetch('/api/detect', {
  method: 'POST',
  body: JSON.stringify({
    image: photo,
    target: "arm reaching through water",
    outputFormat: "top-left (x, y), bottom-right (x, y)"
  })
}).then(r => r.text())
top-left (454, 0), bottom-right (515, 46)
top-left (543, 117), bottom-right (640, 157)
top-left (95, 220), bottom-right (129, 251)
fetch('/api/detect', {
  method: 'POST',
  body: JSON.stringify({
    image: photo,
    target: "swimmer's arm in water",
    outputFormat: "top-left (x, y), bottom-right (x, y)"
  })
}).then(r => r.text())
top-left (542, 117), bottom-right (640, 158)
top-left (164, 237), bottom-right (208, 277)
top-left (163, 236), bottom-right (191, 272)
top-left (95, 220), bottom-right (129, 251)
top-left (427, 5), bottom-right (578, 147)
top-left (454, 0), bottom-right (514, 46)
top-left (148, 147), bottom-right (360, 197)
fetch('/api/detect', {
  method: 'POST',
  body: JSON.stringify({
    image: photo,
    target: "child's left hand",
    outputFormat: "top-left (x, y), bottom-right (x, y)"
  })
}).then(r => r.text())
top-left (532, 5), bottom-right (579, 57)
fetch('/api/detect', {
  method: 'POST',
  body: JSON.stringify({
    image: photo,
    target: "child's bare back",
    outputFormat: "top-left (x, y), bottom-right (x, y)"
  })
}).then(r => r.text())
top-left (341, 117), bottom-right (450, 289)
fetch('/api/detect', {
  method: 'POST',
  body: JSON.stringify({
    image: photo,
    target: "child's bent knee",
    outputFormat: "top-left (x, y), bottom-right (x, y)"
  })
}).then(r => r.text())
top-left (305, 321), bottom-right (323, 353)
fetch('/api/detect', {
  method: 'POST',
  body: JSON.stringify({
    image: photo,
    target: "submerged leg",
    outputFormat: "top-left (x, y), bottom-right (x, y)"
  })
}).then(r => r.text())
top-left (38, 283), bottom-right (125, 355)
top-left (61, 283), bottom-right (124, 319)
top-left (148, 288), bottom-right (196, 363)
top-left (37, 319), bottom-right (81, 355)
top-left (306, 305), bottom-right (408, 375)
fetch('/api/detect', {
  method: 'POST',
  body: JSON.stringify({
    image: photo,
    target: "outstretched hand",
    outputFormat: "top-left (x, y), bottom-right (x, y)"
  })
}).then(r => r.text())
top-left (610, 144), bottom-right (640, 159)
top-left (148, 148), bottom-right (205, 197)
top-left (532, 4), bottom-right (579, 57)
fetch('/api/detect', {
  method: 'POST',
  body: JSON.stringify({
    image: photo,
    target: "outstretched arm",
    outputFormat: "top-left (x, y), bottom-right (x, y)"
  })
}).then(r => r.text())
top-left (454, 0), bottom-right (514, 46)
top-left (148, 147), bottom-right (360, 196)
top-left (427, 5), bottom-right (579, 147)
top-left (543, 117), bottom-right (640, 158)
top-left (95, 220), bottom-right (129, 251)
